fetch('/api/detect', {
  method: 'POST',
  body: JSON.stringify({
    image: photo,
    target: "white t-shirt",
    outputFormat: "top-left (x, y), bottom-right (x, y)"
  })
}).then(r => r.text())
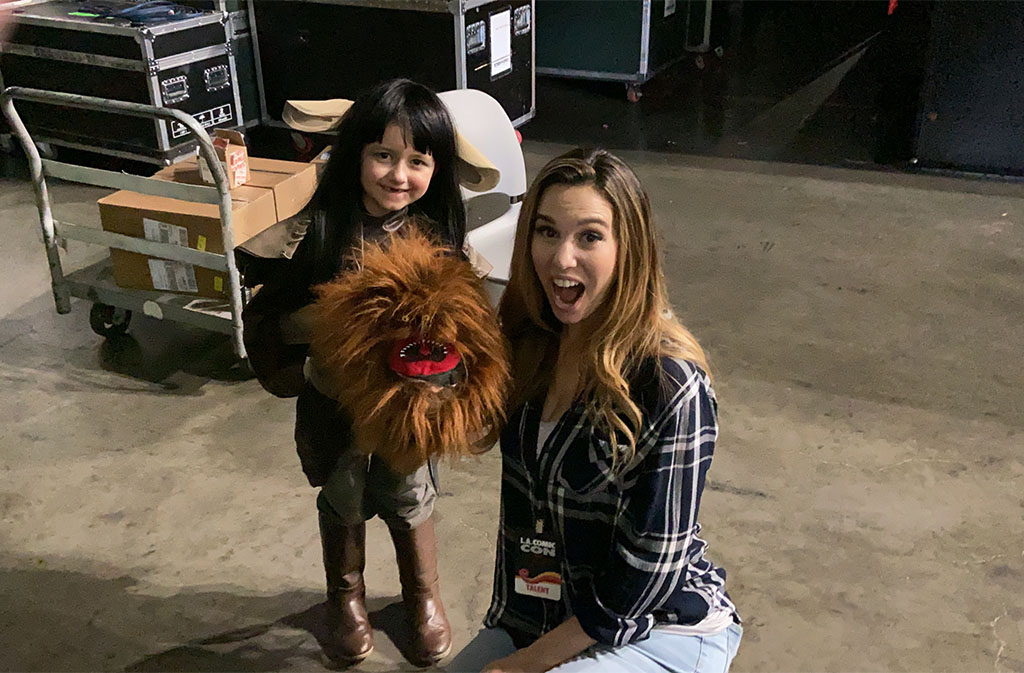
top-left (537, 420), bottom-right (558, 451)
top-left (655, 606), bottom-right (735, 636)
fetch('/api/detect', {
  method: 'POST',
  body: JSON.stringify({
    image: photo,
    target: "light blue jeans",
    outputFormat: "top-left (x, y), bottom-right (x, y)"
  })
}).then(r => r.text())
top-left (446, 623), bottom-right (743, 673)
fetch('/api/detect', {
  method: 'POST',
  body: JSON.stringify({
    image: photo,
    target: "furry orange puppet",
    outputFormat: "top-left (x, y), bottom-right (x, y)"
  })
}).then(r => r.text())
top-left (308, 220), bottom-right (509, 474)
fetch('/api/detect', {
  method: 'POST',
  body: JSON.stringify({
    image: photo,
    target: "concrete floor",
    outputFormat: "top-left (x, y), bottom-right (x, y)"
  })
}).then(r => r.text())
top-left (1, 142), bottom-right (1022, 672)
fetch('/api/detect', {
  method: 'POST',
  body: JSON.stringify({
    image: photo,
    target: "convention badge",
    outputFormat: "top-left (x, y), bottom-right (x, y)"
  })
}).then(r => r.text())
top-left (511, 520), bottom-right (562, 601)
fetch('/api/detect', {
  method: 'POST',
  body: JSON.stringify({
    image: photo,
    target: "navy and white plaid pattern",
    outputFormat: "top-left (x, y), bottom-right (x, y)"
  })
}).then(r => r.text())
top-left (484, 357), bottom-right (738, 647)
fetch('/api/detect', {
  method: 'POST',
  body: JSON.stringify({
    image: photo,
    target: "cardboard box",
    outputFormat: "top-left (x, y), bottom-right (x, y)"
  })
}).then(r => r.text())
top-left (156, 157), bottom-right (316, 222)
top-left (311, 145), bottom-right (331, 179)
top-left (245, 157), bottom-right (318, 221)
top-left (197, 129), bottom-right (249, 188)
top-left (98, 186), bottom-right (276, 298)
top-left (98, 156), bottom-right (317, 299)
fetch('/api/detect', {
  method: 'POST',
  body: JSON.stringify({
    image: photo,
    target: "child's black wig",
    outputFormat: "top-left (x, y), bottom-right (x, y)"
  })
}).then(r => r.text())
top-left (301, 78), bottom-right (467, 286)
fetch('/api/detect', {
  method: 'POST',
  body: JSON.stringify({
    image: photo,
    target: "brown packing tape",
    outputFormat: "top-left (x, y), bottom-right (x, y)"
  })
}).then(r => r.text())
top-left (245, 157), bottom-right (318, 222)
top-left (155, 158), bottom-right (317, 223)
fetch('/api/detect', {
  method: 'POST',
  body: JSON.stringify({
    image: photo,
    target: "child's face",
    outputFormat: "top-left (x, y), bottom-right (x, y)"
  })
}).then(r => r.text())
top-left (360, 124), bottom-right (436, 216)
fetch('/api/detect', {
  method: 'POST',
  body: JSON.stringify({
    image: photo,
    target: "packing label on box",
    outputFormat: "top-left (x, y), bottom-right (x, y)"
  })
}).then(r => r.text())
top-left (143, 217), bottom-right (198, 291)
top-left (143, 218), bottom-right (189, 247)
top-left (148, 259), bottom-right (199, 293)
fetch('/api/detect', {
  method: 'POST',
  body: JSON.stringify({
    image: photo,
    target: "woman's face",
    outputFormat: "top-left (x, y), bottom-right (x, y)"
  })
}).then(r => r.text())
top-left (360, 123), bottom-right (436, 216)
top-left (530, 184), bottom-right (618, 326)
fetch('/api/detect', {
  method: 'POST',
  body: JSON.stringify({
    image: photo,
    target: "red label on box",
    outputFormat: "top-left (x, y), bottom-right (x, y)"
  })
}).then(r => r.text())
top-left (228, 150), bottom-right (248, 187)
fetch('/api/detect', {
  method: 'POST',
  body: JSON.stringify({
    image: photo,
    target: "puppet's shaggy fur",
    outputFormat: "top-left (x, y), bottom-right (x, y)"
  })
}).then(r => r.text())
top-left (309, 223), bottom-right (509, 474)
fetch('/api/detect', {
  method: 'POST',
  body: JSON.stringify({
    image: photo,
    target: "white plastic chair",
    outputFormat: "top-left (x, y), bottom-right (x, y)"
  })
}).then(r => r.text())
top-left (438, 89), bottom-right (526, 293)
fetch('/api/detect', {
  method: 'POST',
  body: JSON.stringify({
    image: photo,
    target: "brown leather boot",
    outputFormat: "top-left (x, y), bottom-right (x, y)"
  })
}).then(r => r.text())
top-left (319, 511), bottom-right (374, 666)
top-left (389, 516), bottom-right (452, 667)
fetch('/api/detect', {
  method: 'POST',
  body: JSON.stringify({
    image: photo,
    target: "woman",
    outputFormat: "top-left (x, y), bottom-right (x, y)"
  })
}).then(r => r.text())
top-left (449, 147), bottom-right (741, 672)
top-left (244, 78), bottom-right (465, 668)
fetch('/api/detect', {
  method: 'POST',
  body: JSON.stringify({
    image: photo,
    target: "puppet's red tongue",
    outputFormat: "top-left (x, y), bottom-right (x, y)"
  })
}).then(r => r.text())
top-left (554, 283), bottom-right (584, 305)
top-left (388, 334), bottom-right (462, 381)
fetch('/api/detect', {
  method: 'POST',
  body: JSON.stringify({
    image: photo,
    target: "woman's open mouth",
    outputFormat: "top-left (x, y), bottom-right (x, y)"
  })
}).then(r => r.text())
top-left (552, 278), bottom-right (584, 308)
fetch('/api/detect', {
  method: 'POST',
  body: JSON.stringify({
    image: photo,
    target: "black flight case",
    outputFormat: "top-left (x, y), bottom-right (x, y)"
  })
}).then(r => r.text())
top-left (0, 0), bottom-right (244, 164)
top-left (250, 0), bottom-right (536, 128)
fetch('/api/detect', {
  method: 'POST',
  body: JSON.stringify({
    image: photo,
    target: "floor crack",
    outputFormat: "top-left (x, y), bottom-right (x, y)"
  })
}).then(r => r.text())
top-left (953, 554), bottom-right (1005, 567)
top-left (991, 608), bottom-right (1008, 673)
top-left (878, 458), bottom-right (960, 472)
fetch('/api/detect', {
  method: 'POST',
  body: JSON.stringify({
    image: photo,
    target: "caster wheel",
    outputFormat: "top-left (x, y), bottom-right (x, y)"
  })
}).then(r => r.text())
top-left (626, 84), bottom-right (642, 103)
top-left (89, 303), bottom-right (132, 337)
top-left (228, 357), bottom-right (256, 381)
top-left (36, 142), bottom-right (57, 160)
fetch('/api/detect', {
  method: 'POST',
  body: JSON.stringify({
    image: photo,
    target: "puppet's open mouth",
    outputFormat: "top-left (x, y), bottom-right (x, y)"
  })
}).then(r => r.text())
top-left (388, 334), bottom-right (466, 387)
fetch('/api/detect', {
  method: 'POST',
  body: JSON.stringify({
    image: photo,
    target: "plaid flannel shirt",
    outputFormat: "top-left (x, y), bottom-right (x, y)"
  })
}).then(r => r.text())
top-left (483, 357), bottom-right (738, 646)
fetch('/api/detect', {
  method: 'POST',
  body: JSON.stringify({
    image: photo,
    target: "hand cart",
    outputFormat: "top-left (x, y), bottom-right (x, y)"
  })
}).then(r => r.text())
top-left (1, 86), bottom-right (249, 361)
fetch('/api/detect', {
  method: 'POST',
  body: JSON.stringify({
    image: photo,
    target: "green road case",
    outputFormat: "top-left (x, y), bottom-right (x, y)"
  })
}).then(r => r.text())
top-left (536, 0), bottom-right (710, 99)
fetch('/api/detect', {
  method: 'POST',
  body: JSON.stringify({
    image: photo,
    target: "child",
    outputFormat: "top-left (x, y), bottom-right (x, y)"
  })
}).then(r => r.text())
top-left (244, 78), bottom-right (468, 668)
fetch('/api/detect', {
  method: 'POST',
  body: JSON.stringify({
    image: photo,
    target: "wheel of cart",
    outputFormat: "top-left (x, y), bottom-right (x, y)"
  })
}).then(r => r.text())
top-left (0, 86), bottom-right (250, 364)
top-left (89, 303), bottom-right (132, 338)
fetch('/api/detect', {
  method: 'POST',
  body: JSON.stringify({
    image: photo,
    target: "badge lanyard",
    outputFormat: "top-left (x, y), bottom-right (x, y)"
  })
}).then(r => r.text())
top-left (513, 403), bottom-right (563, 602)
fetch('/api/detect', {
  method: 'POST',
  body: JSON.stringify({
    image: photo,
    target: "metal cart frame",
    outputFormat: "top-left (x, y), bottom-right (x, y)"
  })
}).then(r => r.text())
top-left (1, 86), bottom-right (248, 360)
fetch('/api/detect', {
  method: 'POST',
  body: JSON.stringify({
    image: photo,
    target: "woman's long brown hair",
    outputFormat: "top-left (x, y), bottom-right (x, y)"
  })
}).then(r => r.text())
top-left (499, 148), bottom-right (709, 468)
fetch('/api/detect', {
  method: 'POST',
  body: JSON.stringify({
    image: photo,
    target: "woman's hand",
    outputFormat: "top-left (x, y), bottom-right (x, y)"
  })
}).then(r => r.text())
top-left (481, 648), bottom-right (545, 673)
top-left (481, 617), bottom-right (594, 673)
top-left (482, 617), bottom-right (594, 672)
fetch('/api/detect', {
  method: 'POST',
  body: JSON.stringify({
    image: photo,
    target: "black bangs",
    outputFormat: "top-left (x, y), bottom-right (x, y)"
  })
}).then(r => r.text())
top-left (406, 104), bottom-right (453, 158)
top-left (363, 83), bottom-right (456, 163)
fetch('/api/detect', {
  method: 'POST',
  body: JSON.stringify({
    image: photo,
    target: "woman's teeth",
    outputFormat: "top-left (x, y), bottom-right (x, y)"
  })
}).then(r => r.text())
top-left (553, 279), bottom-right (584, 305)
